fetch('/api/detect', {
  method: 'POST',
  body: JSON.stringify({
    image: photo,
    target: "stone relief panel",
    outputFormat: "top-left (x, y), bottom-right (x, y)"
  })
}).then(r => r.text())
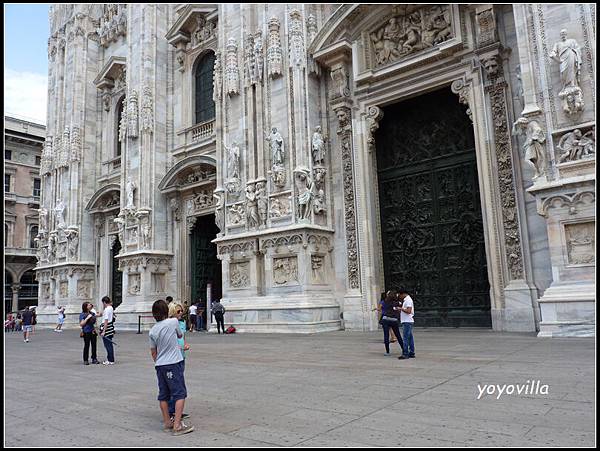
top-left (269, 194), bottom-right (292, 219)
top-left (369, 5), bottom-right (453, 67)
top-left (311, 254), bottom-right (326, 284)
top-left (564, 222), bottom-right (595, 265)
top-left (227, 203), bottom-right (246, 227)
top-left (556, 127), bottom-right (595, 164)
top-left (128, 273), bottom-right (141, 295)
top-left (229, 261), bottom-right (250, 288)
top-left (152, 272), bottom-right (166, 293)
top-left (273, 257), bottom-right (299, 285)
top-left (59, 281), bottom-right (68, 298)
top-left (77, 280), bottom-right (92, 299)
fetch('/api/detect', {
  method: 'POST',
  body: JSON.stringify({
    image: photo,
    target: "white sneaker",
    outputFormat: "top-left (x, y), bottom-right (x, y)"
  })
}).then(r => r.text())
top-left (25, 339), bottom-right (29, 343)
top-left (102, 361), bottom-right (115, 365)
top-left (57, 330), bottom-right (63, 333)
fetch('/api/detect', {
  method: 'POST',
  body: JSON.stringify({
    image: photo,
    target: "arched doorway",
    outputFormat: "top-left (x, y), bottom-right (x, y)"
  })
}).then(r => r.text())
top-left (18, 270), bottom-right (38, 311)
top-left (190, 214), bottom-right (221, 329)
top-left (111, 238), bottom-right (122, 309)
top-left (4, 271), bottom-right (13, 315)
top-left (375, 87), bottom-right (491, 327)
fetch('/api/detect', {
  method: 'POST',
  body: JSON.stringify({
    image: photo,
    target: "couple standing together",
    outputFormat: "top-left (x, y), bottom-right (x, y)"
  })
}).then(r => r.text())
top-left (379, 288), bottom-right (415, 360)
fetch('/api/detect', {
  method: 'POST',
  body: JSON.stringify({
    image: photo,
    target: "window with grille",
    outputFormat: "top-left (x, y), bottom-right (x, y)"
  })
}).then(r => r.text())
top-left (194, 52), bottom-right (216, 124)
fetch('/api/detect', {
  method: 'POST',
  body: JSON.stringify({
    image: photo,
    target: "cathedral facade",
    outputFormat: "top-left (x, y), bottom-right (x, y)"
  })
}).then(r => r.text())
top-left (36, 4), bottom-right (595, 336)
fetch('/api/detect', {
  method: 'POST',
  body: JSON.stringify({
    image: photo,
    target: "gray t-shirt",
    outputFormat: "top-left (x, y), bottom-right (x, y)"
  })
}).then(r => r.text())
top-left (149, 318), bottom-right (183, 367)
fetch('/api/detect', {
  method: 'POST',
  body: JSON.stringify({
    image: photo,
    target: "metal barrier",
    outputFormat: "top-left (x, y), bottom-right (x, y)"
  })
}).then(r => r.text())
top-left (137, 315), bottom-right (155, 334)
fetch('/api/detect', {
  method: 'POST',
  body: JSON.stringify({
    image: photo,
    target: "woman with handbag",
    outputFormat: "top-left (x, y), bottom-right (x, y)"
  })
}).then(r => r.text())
top-left (381, 291), bottom-right (404, 356)
top-left (79, 302), bottom-right (100, 365)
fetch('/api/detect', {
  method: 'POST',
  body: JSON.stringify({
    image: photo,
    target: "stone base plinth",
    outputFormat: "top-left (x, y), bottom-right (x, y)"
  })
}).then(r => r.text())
top-left (537, 283), bottom-right (596, 337)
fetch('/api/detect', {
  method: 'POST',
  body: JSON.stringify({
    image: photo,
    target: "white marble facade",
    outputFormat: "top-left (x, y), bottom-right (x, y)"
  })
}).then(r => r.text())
top-left (36, 4), bottom-right (595, 336)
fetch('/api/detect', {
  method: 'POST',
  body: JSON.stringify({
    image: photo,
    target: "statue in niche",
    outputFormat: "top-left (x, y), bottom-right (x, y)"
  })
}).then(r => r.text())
top-left (126, 177), bottom-right (136, 209)
top-left (550, 29), bottom-right (584, 115)
top-left (558, 129), bottom-right (595, 163)
top-left (55, 200), bottom-right (66, 229)
top-left (38, 207), bottom-right (49, 232)
top-left (141, 222), bottom-right (151, 248)
top-left (226, 141), bottom-right (240, 180)
top-left (513, 117), bottom-right (546, 181)
top-left (255, 181), bottom-right (268, 227)
top-left (313, 188), bottom-right (326, 215)
top-left (213, 191), bottom-right (225, 232)
top-left (245, 184), bottom-right (259, 229)
top-left (311, 126), bottom-right (326, 166)
top-left (266, 127), bottom-right (284, 165)
top-left (66, 229), bottom-right (79, 258)
top-left (294, 167), bottom-right (314, 220)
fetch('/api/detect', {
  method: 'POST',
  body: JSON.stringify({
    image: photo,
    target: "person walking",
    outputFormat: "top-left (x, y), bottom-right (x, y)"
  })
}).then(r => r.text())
top-left (380, 291), bottom-right (404, 356)
top-left (188, 302), bottom-right (197, 333)
top-left (373, 292), bottom-right (397, 343)
top-left (167, 302), bottom-right (190, 421)
top-left (398, 288), bottom-right (415, 360)
top-left (21, 307), bottom-right (35, 343)
top-left (196, 303), bottom-right (205, 332)
top-left (79, 302), bottom-right (100, 365)
top-left (211, 299), bottom-right (226, 334)
top-left (55, 306), bottom-right (66, 332)
top-left (100, 296), bottom-right (116, 365)
top-left (149, 299), bottom-right (194, 436)
top-left (30, 307), bottom-right (37, 335)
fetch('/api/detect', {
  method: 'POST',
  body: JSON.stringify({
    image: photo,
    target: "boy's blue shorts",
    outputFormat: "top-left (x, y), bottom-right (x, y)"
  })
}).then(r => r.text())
top-left (155, 360), bottom-right (187, 402)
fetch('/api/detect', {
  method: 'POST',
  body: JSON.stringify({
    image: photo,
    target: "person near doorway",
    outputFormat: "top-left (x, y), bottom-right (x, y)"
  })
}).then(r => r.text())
top-left (188, 302), bottom-right (197, 333)
top-left (21, 307), bottom-right (35, 343)
top-left (100, 296), bottom-right (116, 365)
top-left (149, 299), bottom-right (194, 436)
top-left (196, 302), bottom-right (204, 332)
top-left (55, 306), bottom-right (66, 332)
top-left (79, 302), bottom-right (100, 365)
top-left (30, 307), bottom-right (37, 335)
top-left (380, 291), bottom-right (404, 356)
top-left (398, 287), bottom-right (415, 360)
top-left (167, 302), bottom-right (190, 421)
top-left (211, 300), bottom-right (226, 334)
top-left (373, 292), bottom-right (397, 343)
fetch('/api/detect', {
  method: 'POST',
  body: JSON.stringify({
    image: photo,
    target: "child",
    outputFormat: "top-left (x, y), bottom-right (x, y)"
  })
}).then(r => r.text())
top-left (149, 299), bottom-right (194, 436)
top-left (167, 302), bottom-right (190, 421)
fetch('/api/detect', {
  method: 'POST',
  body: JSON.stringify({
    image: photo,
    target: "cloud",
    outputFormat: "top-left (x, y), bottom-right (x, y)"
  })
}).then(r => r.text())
top-left (4, 68), bottom-right (48, 124)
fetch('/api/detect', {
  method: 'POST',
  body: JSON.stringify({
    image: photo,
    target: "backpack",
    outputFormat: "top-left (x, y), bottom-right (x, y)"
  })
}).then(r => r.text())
top-left (225, 325), bottom-right (236, 334)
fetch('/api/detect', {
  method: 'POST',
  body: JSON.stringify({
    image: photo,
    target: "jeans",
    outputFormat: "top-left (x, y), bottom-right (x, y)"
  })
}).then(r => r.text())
top-left (402, 322), bottom-right (415, 356)
top-left (102, 336), bottom-right (115, 362)
top-left (196, 314), bottom-right (203, 331)
top-left (215, 313), bottom-right (225, 333)
top-left (83, 332), bottom-right (97, 362)
top-left (381, 318), bottom-right (404, 353)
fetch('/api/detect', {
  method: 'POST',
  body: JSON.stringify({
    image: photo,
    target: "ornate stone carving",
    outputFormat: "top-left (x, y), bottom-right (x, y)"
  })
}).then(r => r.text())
top-left (244, 33), bottom-right (258, 87)
top-left (475, 6), bottom-right (497, 47)
top-left (59, 281), bottom-right (68, 298)
top-left (66, 228), bottom-right (79, 258)
top-left (118, 99), bottom-right (127, 142)
top-left (213, 189), bottom-right (225, 232)
top-left (186, 216), bottom-right (198, 234)
top-left (270, 195), bottom-right (291, 218)
top-left (565, 222), bottom-right (595, 265)
top-left (128, 273), bottom-right (141, 295)
top-left (102, 91), bottom-right (111, 111)
top-left (70, 126), bottom-right (81, 162)
top-left (41, 137), bottom-right (54, 175)
top-left (191, 15), bottom-right (216, 47)
top-left (266, 127), bottom-right (285, 166)
top-left (550, 29), bottom-right (584, 116)
top-left (125, 177), bottom-right (136, 209)
top-left (169, 198), bottom-right (181, 222)
top-left (55, 128), bottom-right (70, 168)
top-left (311, 255), bottom-right (325, 283)
top-left (330, 66), bottom-right (350, 100)
top-left (228, 204), bottom-right (246, 226)
top-left (288, 9), bottom-right (305, 68)
top-left (335, 105), bottom-right (360, 289)
top-left (141, 86), bottom-right (153, 134)
top-left (365, 106), bottom-right (384, 153)
top-left (55, 199), bottom-right (67, 230)
top-left (481, 54), bottom-right (500, 78)
top-left (225, 141), bottom-right (241, 195)
top-left (245, 183), bottom-right (259, 229)
top-left (306, 13), bottom-right (320, 76)
top-left (267, 17), bottom-right (283, 78)
top-left (225, 38), bottom-right (240, 96)
top-left (450, 78), bottom-right (473, 122)
top-left (254, 31), bottom-right (264, 83)
top-left (311, 126), bottom-right (326, 165)
top-left (230, 261), bottom-right (250, 288)
top-left (255, 180), bottom-right (268, 227)
top-left (127, 90), bottom-right (139, 139)
top-left (294, 167), bottom-right (314, 221)
top-left (273, 257), bottom-right (298, 285)
top-left (213, 50), bottom-right (222, 101)
top-left (269, 165), bottom-right (286, 189)
top-left (513, 117), bottom-right (547, 181)
top-left (77, 280), bottom-right (91, 299)
top-left (370, 5), bottom-right (452, 67)
top-left (187, 189), bottom-right (215, 214)
top-left (38, 207), bottom-right (49, 233)
top-left (97, 4), bottom-right (127, 48)
top-left (557, 128), bottom-right (595, 163)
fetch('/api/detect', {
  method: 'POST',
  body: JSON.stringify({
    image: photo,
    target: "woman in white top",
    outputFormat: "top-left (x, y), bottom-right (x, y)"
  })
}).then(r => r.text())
top-left (55, 306), bottom-right (66, 332)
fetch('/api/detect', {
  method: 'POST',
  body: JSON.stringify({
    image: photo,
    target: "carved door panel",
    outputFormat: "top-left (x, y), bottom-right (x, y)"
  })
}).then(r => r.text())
top-left (190, 214), bottom-right (221, 324)
top-left (376, 88), bottom-right (491, 327)
top-left (111, 238), bottom-right (122, 309)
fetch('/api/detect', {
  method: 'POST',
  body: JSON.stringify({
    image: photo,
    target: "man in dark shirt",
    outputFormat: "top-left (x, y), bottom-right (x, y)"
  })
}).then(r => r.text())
top-left (21, 308), bottom-right (34, 343)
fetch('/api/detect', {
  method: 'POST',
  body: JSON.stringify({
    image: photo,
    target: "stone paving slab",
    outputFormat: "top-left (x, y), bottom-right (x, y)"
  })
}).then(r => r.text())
top-left (3, 328), bottom-right (596, 447)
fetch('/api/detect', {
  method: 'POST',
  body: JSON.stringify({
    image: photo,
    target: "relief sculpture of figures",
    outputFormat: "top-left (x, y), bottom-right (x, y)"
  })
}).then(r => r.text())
top-left (513, 117), bottom-right (546, 181)
top-left (311, 126), bottom-right (326, 166)
top-left (557, 129), bottom-right (595, 163)
top-left (550, 29), bottom-right (584, 115)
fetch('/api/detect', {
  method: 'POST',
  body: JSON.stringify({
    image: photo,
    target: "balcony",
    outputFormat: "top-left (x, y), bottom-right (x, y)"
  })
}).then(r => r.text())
top-left (175, 120), bottom-right (216, 155)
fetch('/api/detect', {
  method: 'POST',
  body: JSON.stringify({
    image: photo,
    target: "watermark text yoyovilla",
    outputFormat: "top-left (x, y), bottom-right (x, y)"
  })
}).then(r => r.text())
top-left (477, 380), bottom-right (549, 400)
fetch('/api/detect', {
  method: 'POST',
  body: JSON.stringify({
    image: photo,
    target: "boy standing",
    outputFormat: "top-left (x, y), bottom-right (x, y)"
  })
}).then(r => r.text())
top-left (149, 299), bottom-right (194, 436)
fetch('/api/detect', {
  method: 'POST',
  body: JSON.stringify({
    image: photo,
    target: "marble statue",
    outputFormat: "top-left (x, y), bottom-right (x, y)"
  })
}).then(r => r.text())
top-left (55, 200), bottom-right (66, 229)
top-left (126, 177), bottom-right (136, 209)
top-left (311, 126), bottom-right (326, 165)
top-left (513, 117), bottom-right (546, 180)
top-left (226, 141), bottom-right (240, 180)
top-left (266, 127), bottom-right (284, 165)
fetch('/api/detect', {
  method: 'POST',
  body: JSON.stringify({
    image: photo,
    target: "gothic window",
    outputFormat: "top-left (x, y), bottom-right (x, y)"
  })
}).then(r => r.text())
top-left (194, 52), bottom-right (216, 124)
top-left (29, 226), bottom-right (38, 249)
top-left (115, 95), bottom-right (125, 157)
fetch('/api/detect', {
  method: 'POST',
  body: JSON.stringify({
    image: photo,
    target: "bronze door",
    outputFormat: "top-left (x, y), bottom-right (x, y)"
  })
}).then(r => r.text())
top-left (111, 238), bottom-right (122, 309)
top-left (376, 88), bottom-right (491, 327)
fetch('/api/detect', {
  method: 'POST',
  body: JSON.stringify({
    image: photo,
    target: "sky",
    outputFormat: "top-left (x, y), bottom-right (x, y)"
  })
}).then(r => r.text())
top-left (4, 4), bottom-right (51, 124)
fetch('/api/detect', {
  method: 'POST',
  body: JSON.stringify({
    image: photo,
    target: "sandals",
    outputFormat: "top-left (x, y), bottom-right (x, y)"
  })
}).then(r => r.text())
top-left (172, 422), bottom-right (194, 436)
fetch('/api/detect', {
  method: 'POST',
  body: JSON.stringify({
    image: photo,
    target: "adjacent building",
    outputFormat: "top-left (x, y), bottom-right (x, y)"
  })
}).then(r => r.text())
top-left (5, 116), bottom-right (45, 314)
top-left (36, 4), bottom-right (595, 336)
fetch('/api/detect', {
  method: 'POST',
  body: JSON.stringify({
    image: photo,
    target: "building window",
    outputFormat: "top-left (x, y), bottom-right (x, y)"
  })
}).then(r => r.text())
top-left (5, 150), bottom-right (12, 160)
top-left (29, 226), bottom-right (38, 249)
top-left (5, 224), bottom-right (9, 247)
top-left (115, 95), bottom-right (125, 157)
top-left (35, 155), bottom-right (41, 166)
top-left (33, 178), bottom-right (41, 197)
top-left (194, 52), bottom-right (216, 124)
top-left (4, 174), bottom-right (11, 193)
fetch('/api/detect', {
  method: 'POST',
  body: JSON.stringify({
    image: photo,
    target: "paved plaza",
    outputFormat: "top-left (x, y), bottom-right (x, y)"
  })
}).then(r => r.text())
top-left (4, 328), bottom-right (595, 447)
